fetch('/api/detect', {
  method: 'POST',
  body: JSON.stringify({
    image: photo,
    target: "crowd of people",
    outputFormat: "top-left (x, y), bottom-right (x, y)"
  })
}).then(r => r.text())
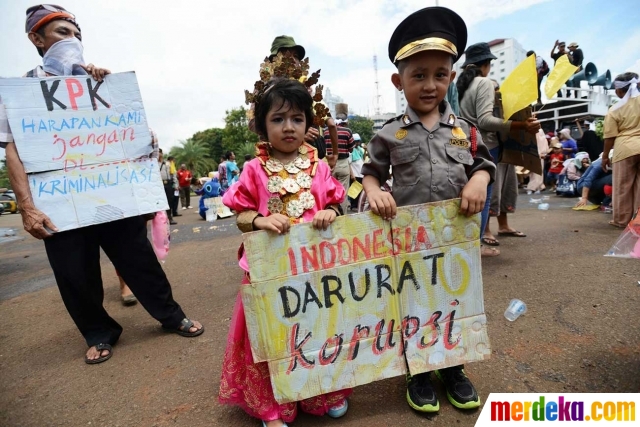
top-left (1, 4), bottom-right (638, 427)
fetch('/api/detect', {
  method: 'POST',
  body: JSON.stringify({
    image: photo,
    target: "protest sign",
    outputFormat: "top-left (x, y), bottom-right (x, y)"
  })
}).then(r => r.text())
top-left (241, 199), bottom-right (490, 403)
top-left (0, 72), bottom-right (167, 231)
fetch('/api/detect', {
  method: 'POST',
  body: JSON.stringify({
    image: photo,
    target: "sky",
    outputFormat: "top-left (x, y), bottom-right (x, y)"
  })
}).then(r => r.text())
top-left (0, 0), bottom-right (639, 155)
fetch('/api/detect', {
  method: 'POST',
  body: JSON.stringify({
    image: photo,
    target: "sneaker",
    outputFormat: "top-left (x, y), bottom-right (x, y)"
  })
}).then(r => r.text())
top-left (406, 372), bottom-right (439, 412)
top-left (182, 207), bottom-right (187, 210)
top-left (435, 366), bottom-right (480, 409)
top-left (169, 220), bottom-right (177, 225)
top-left (174, 213), bottom-right (182, 217)
top-left (187, 206), bottom-right (193, 209)
top-left (327, 399), bottom-right (348, 418)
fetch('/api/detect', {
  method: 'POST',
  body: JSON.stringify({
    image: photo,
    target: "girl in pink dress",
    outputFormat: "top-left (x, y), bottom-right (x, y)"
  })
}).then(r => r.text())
top-left (219, 78), bottom-right (351, 427)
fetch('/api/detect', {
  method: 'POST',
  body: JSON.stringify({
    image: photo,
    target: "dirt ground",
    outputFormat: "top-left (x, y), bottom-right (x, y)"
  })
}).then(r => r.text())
top-left (1, 194), bottom-right (639, 427)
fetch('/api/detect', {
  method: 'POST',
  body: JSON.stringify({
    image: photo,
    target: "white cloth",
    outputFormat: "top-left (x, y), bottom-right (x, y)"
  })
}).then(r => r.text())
top-left (611, 77), bottom-right (639, 112)
top-left (42, 38), bottom-right (87, 77)
top-left (535, 55), bottom-right (543, 70)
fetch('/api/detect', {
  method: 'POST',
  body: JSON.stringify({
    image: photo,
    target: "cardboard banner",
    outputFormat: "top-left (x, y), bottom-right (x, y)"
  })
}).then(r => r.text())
top-left (498, 106), bottom-right (543, 175)
top-left (0, 72), bottom-right (167, 231)
top-left (242, 199), bottom-right (490, 403)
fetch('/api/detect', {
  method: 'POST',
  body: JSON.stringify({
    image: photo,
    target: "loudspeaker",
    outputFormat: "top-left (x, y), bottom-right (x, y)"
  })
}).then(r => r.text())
top-left (592, 70), bottom-right (612, 89)
top-left (569, 62), bottom-right (598, 87)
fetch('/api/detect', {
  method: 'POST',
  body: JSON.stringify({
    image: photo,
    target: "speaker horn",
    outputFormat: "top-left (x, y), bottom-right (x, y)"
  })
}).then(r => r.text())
top-left (569, 62), bottom-right (598, 87)
top-left (592, 69), bottom-right (611, 88)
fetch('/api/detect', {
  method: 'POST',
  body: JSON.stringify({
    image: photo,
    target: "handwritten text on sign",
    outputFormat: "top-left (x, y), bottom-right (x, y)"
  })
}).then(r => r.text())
top-left (0, 72), bottom-right (167, 231)
top-left (241, 200), bottom-right (490, 403)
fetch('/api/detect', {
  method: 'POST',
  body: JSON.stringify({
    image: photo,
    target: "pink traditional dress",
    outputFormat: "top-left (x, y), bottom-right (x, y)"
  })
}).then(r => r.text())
top-left (219, 142), bottom-right (351, 423)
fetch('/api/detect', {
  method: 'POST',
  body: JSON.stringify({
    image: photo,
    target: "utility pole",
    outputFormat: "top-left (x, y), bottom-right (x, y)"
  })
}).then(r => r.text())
top-left (373, 54), bottom-right (381, 115)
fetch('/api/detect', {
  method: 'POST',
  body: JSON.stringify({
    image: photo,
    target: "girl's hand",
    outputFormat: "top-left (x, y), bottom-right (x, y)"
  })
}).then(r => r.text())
top-left (254, 214), bottom-right (290, 234)
top-left (312, 209), bottom-right (337, 230)
top-left (460, 173), bottom-right (489, 216)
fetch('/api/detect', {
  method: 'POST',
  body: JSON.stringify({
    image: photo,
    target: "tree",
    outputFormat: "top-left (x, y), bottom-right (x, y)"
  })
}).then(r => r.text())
top-left (0, 159), bottom-right (10, 190)
top-left (222, 106), bottom-right (258, 155)
top-left (348, 115), bottom-right (375, 144)
top-left (192, 127), bottom-right (225, 164)
top-left (168, 139), bottom-right (214, 177)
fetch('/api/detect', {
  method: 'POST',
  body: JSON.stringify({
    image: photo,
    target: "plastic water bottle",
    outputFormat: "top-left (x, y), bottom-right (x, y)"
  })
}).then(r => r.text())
top-left (504, 299), bottom-right (527, 321)
top-left (538, 203), bottom-right (550, 210)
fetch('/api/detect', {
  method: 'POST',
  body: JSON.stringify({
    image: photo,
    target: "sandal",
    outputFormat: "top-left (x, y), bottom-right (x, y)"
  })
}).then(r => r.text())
top-left (481, 236), bottom-right (500, 246)
top-left (608, 220), bottom-right (626, 229)
top-left (84, 343), bottom-right (113, 365)
top-left (497, 230), bottom-right (527, 237)
top-left (163, 318), bottom-right (204, 337)
top-left (481, 246), bottom-right (500, 257)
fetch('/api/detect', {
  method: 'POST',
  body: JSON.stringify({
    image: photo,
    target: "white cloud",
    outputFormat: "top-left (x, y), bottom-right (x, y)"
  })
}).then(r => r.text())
top-left (0, 0), bottom-right (553, 155)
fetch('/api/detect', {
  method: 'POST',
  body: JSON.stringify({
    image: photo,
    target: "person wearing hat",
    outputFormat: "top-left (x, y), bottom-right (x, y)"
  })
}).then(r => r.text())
top-left (550, 40), bottom-right (568, 97)
top-left (324, 104), bottom-right (354, 213)
top-left (259, 35), bottom-right (340, 168)
top-left (362, 6), bottom-right (496, 413)
top-left (457, 42), bottom-right (539, 249)
top-left (348, 133), bottom-right (365, 210)
top-left (567, 42), bottom-right (584, 71)
top-left (546, 138), bottom-right (565, 191)
top-left (558, 128), bottom-right (578, 158)
top-left (1, 4), bottom-right (204, 365)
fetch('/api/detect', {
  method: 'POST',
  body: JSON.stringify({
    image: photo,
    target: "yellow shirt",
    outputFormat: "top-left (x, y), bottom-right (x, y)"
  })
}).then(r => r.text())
top-left (604, 96), bottom-right (640, 163)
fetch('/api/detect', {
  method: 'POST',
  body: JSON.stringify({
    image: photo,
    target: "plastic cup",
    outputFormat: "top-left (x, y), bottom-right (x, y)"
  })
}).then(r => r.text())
top-left (504, 299), bottom-right (527, 321)
top-left (538, 203), bottom-right (550, 210)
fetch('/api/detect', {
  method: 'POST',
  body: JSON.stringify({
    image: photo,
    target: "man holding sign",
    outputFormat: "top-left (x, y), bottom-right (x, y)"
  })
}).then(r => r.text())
top-left (0, 4), bottom-right (203, 365)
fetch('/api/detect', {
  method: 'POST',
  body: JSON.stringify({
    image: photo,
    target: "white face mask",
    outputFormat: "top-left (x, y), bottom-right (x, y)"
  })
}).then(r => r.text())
top-left (42, 37), bottom-right (87, 76)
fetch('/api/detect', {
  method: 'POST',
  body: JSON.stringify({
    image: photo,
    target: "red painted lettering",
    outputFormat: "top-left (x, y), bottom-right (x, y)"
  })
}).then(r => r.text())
top-left (286, 323), bottom-right (315, 374)
top-left (301, 246), bottom-right (319, 272)
top-left (319, 241), bottom-right (336, 269)
top-left (287, 248), bottom-right (298, 276)
top-left (414, 225), bottom-right (432, 251)
top-left (318, 334), bottom-right (344, 365)
top-left (347, 325), bottom-right (370, 361)
top-left (351, 235), bottom-right (371, 262)
top-left (372, 228), bottom-right (386, 257)
top-left (65, 78), bottom-right (84, 110)
top-left (336, 238), bottom-right (352, 265)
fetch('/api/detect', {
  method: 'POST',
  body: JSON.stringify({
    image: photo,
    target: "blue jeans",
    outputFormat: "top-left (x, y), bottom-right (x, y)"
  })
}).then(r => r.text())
top-left (481, 147), bottom-right (500, 236)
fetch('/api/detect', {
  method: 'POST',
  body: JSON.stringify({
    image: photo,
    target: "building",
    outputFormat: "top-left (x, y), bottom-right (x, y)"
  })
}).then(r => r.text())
top-left (454, 38), bottom-right (527, 85)
top-left (323, 88), bottom-right (344, 118)
top-left (395, 89), bottom-right (408, 116)
top-left (370, 113), bottom-right (397, 132)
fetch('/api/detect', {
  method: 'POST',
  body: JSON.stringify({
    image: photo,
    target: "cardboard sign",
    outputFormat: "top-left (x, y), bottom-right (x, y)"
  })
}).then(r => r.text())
top-left (241, 199), bottom-right (490, 403)
top-left (498, 106), bottom-right (543, 175)
top-left (0, 72), bottom-right (167, 231)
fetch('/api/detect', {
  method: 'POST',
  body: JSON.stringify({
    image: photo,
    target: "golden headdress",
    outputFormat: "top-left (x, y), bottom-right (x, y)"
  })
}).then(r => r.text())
top-left (244, 51), bottom-right (330, 127)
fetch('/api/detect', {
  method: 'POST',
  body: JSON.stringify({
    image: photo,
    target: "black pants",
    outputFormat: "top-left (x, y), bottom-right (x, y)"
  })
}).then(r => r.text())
top-left (43, 216), bottom-right (186, 347)
top-left (164, 183), bottom-right (174, 220)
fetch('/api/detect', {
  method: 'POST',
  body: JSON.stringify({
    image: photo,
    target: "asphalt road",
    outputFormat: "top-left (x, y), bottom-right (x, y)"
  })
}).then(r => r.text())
top-left (1, 194), bottom-right (639, 427)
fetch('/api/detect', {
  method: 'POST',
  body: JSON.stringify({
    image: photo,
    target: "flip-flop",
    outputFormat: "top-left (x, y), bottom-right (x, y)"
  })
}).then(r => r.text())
top-left (163, 318), bottom-right (204, 338)
top-left (121, 294), bottom-right (138, 306)
top-left (481, 236), bottom-right (500, 246)
top-left (608, 220), bottom-right (626, 229)
top-left (481, 246), bottom-right (500, 257)
top-left (498, 230), bottom-right (527, 237)
top-left (85, 343), bottom-right (113, 365)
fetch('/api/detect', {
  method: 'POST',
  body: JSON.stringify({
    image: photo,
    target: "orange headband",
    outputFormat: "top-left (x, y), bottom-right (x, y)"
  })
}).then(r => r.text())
top-left (29, 12), bottom-right (76, 33)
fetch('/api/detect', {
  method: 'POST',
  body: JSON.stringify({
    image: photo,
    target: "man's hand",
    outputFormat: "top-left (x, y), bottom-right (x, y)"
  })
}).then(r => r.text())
top-left (80, 63), bottom-right (111, 82)
top-left (312, 209), bottom-right (337, 230)
top-left (21, 207), bottom-right (58, 239)
top-left (524, 117), bottom-right (541, 135)
top-left (326, 154), bottom-right (338, 169)
top-left (367, 188), bottom-right (396, 220)
top-left (460, 172), bottom-right (490, 216)
top-left (601, 157), bottom-right (610, 172)
top-left (253, 214), bottom-right (290, 234)
top-left (304, 127), bottom-right (319, 143)
top-left (575, 197), bottom-right (588, 208)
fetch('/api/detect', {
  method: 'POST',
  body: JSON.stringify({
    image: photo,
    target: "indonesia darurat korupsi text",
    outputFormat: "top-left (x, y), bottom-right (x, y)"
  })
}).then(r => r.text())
top-left (0, 72), bottom-right (168, 231)
top-left (241, 199), bottom-right (491, 403)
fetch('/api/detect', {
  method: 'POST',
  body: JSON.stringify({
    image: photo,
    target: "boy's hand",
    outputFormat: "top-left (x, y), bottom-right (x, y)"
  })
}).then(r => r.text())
top-left (460, 173), bottom-right (489, 217)
top-left (367, 189), bottom-right (396, 220)
top-left (326, 154), bottom-right (338, 169)
top-left (312, 209), bottom-right (337, 230)
top-left (80, 64), bottom-right (111, 82)
top-left (254, 214), bottom-right (290, 234)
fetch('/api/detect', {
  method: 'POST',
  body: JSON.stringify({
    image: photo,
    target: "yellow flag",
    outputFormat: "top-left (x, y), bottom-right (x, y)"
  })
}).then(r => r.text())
top-left (544, 55), bottom-right (578, 99)
top-left (500, 54), bottom-right (538, 122)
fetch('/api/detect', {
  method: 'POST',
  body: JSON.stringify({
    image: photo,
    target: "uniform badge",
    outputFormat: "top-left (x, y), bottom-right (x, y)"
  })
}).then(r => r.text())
top-left (447, 114), bottom-right (456, 126)
top-left (451, 126), bottom-right (467, 139)
top-left (395, 129), bottom-right (408, 140)
top-left (449, 139), bottom-right (470, 148)
top-left (402, 115), bottom-right (412, 125)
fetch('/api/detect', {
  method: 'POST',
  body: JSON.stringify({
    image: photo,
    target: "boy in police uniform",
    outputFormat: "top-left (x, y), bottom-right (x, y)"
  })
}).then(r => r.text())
top-left (361, 7), bottom-right (496, 412)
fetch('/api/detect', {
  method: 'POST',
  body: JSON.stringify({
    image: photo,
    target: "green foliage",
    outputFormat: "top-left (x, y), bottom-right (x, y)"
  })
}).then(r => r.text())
top-left (168, 139), bottom-right (214, 177)
top-left (0, 159), bottom-right (10, 190)
top-left (348, 115), bottom-right (375, 144)
top-left (236, 142), bottom-right (257, 168)
top-left (595, 119), bottom-right (604, 140)
top-left (192, 128), bottom-right (225, 164)
top-left (222, 106), bottom-right (258, 155)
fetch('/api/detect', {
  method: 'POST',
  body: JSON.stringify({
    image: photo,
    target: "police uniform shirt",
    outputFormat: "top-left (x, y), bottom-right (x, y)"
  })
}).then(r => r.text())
top-left (361, 100), bottom-right (496, 207)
